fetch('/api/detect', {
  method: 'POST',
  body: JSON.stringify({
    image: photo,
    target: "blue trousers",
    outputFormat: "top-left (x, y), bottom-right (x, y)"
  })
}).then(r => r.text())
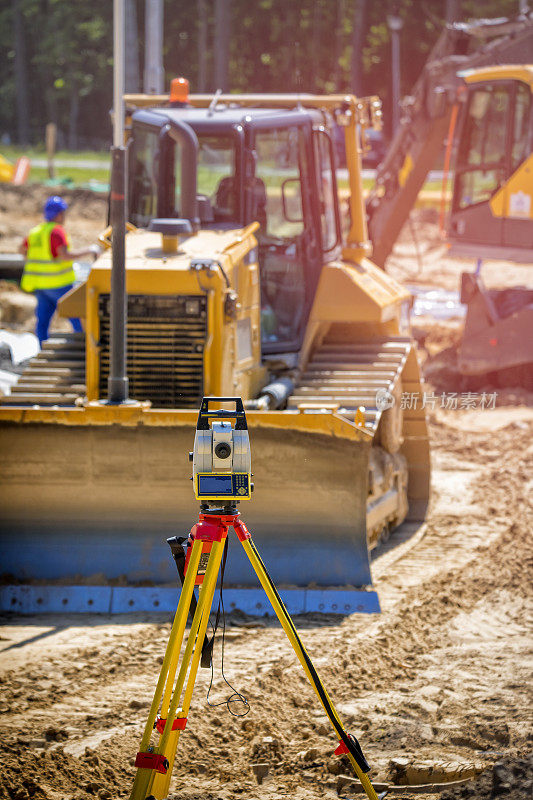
top-left (34, 286), bottom-right (82, 346)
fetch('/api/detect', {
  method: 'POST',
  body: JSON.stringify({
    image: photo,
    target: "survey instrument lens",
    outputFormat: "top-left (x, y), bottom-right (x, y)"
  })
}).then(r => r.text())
top-left (192, 397), bottom-right (252, 502)
top-left (214, 442), bottom-right (231, 459)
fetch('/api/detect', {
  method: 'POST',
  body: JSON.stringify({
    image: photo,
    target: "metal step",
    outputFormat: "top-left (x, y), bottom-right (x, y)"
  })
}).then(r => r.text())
top-left (38, 347), bottom-right (84, 358)
top-left (42, 339), bottom-right (85, 352)
top-left (297, 378), bottom-right (393, 389)
top-left (11, 383), bottom-right (86, 395)
top-left (291, 389), bottom-right (384, 401)
top-left (0, 392), bottom-right (79, 406)
top-left (305, 362), bottom-right (399, 373)
top-left (309, 354), bottom-right (405, 366)
top-left (24, 366), bottom-right (85, 378)
top-left (310, 344), bottom-right (407, 353)
top-left (30, 353), bottom-right (83, 369)
top-left (289, 338), bottom-right (411, 432)
top-left (302, 369), bottom-right (397, 379)
top-left (11, 374), bottom-right (73, 385)
top-left (0, 332), bottom-right (86, 407)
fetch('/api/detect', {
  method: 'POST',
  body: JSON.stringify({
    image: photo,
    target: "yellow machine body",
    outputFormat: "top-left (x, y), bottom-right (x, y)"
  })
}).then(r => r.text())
top-left (0, 92), bottom-right (430, 597)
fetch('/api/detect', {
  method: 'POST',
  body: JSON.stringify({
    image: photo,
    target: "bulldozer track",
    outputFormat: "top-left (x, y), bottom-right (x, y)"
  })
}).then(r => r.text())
top-left (371, 521), bottom-right (428, 581)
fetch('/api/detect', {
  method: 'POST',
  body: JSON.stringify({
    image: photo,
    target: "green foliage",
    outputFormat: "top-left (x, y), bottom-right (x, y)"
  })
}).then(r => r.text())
top-left (0, 0), bottom-right (524, 148)
top-left (0, 0), bottom-right (113, 147)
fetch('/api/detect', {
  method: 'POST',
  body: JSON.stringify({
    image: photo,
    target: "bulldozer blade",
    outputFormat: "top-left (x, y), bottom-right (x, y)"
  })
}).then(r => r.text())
top-left (0, 418), bottom-right (373, 591)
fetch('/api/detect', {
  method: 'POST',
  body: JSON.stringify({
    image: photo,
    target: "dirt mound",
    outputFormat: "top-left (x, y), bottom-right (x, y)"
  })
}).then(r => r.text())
top-left (0, 183), bottom-right (107, 253)
top-left (0, 741), bottom-right (132, 800)
top-left (440, 754), bottom-right (533, 799)
top-left (410, 318), bottom-right (533, 402)
top-left (0, 281), bottom-right (35, 329)
top-left (412, 319), bottom-right (463, 356)
top-left (0, 183), bottom-right (106, 222)
top-left (0, 200), bottom-right (531, 800)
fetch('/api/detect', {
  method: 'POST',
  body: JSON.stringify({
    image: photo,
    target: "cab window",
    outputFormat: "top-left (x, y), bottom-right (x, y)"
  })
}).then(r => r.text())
top-left (254, 127), bottom-right (305, 239)
top-left (455, 84), bottom-right (517, 210)
top-left (129, 126), bottom-right (159, 227)
top-left (314, 129), bottom-right (338, 252)
top-left (174, 135), bottom-right (237, 224)
top-left (254, 126), bottom-right (307, 349)
top-left (511, 83), bottom-right (531, 171)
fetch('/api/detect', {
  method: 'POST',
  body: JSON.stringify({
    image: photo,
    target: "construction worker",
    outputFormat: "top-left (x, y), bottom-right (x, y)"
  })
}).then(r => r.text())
top-left (19, 196), bottom-right (100, 345)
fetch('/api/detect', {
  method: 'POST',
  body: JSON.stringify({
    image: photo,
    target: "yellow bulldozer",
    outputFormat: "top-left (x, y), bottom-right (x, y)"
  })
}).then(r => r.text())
top-left (0, 88), bottom-right (430, 612)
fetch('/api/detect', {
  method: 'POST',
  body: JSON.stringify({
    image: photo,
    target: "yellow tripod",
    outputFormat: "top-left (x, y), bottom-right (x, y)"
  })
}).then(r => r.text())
top-left (129, 509), bottom-right (381, 800)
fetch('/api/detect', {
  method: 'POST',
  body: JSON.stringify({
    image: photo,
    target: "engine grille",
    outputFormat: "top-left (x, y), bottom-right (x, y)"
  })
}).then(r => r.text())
top-left (98, 294), bottom-right (207, 408)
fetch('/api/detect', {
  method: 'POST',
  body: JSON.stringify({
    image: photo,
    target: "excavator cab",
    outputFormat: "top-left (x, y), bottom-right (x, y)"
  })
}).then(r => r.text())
top-left (447, 67), bottom-right (533, 387)
top-left (449, 67), bottom-right (533, 262)
top-left (127, 104), bottom-right (341, 356)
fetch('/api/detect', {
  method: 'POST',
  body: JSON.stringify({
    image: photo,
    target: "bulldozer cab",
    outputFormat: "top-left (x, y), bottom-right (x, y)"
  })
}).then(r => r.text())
top-left (127, 104), bottom-right (341, 354)
top-left (449, 66), bottom-right (533, 262)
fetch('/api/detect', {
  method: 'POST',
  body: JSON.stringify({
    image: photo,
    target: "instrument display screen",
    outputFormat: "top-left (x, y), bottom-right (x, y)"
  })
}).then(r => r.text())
top-left (198, 475), bottom-right (233, 495)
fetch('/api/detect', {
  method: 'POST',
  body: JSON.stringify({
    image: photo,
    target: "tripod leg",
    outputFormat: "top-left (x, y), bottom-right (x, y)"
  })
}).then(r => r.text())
top-left (240, 533), bottom-right (380, 800)
top-left (148, 539), bottom-right (225, 800)
top-left (129, 539), bottom-right (204, 800)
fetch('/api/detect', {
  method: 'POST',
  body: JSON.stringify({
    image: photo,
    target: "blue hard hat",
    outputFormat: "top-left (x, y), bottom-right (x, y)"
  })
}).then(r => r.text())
top-left (44, 196), bottom-right (68, 221)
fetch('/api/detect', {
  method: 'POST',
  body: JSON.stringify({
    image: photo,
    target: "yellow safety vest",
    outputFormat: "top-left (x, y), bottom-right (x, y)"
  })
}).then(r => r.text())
top-left (21, 221), bottom-right (76, 292)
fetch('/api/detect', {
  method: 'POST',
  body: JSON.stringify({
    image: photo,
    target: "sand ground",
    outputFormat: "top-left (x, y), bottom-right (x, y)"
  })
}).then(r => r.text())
top-left (0, 184), bottom-right (531, 799)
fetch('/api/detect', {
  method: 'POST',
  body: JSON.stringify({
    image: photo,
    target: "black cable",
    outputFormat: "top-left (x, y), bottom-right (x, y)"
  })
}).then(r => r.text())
top-left (211, 581), bottom-right (250, 717)
top-left (214, 260), bottom-right (231, 289)
top-left (206, 537), bottom-right (250, 717)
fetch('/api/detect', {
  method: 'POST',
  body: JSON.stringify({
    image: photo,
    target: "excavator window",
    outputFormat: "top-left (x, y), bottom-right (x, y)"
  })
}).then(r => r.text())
top-left (511, 83), bottom-right (531, 171)
top-left (455, 81), bottom-right (531, 212)
top-left (456, 84), bottom-right (510, 209)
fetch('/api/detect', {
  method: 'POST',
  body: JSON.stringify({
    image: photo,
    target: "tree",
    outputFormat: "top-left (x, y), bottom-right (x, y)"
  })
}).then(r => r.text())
top-left (214, 0), bottom-right (231, 91)
top-left (12, 0), bottom-right (30, 145)
top-left (33, 1), bottom-right (113, 148)
top-left (125, 0), bottom-right (140, 94)
top-left (445, 0), bottom-right (461, 23)
top-left (197, 0), bottom-right (208, 91)
top-left (351, 0), bottom-right (368, 95)
top-left (0, 0), bottom-right (523, 148)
